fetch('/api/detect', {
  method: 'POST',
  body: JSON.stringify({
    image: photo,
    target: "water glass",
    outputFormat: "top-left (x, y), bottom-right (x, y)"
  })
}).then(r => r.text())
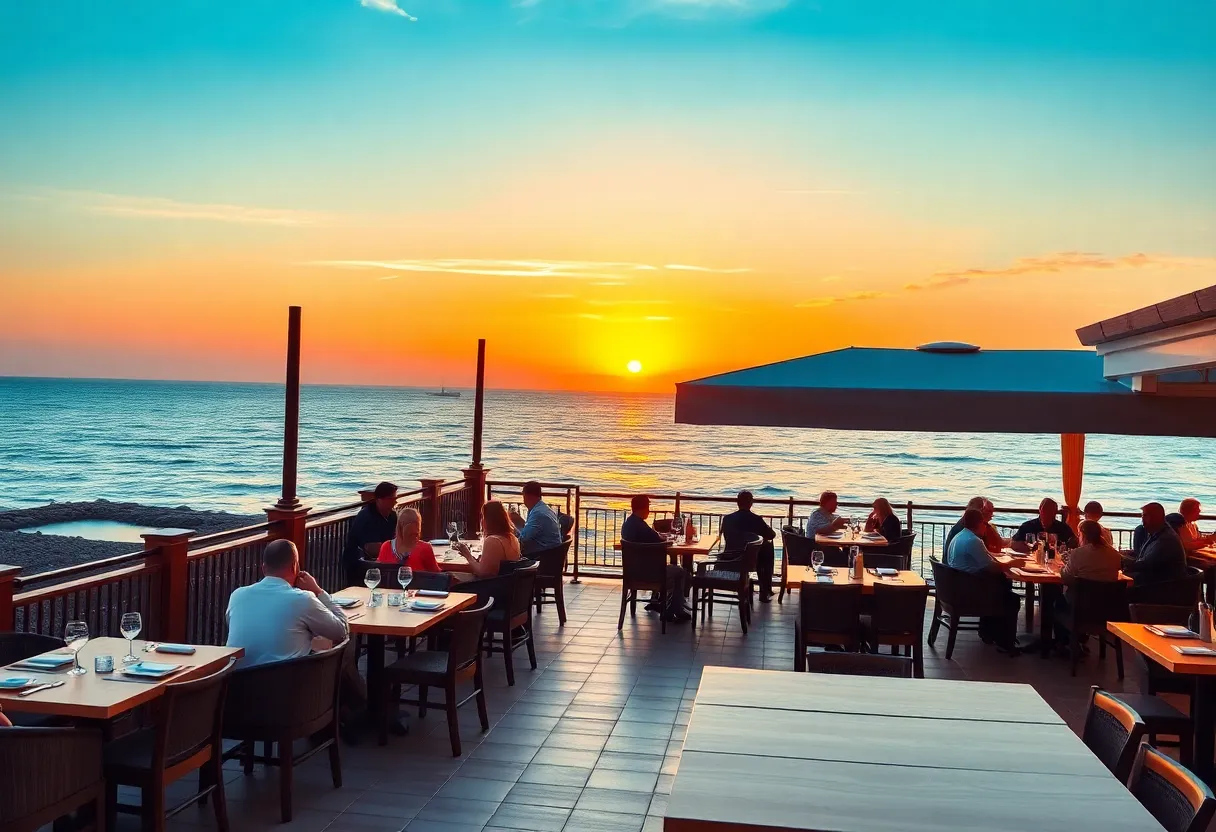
top-left (398, 566), bottom-right (413, 593)
top-left (811, 550), bottom-right (825, 572)
top-left (94, 654), bottom-right (114, 673)
top-left (446, 521), bottom-right (459, 545)
top-left (120, 612), bottom-right (142, 663)
top-left (1025, 533), bottom-right (1037, 549)
top-left (64, 620), bottom-right (89, 676)
top-left (364, 568), bottom-right (382, 591)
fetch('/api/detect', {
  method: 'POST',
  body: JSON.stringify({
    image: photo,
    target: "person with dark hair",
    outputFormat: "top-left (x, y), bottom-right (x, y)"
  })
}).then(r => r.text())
top-left (1083, 501), bottom-right (1114, 546)
top-left (620, 495), bottom-right (690, 623)
top-left (721, 490), bottom-right (777, 600)
top-left (1052, 520), bottom-right (1123, 649)
top-left (947, 508), bottom-right (1022, 654)
top-left (344, 481), bottom-right (399, 584)
top-left (1124, 502), bottom-right (1188, 587)
top-left (1011, 498), bottom-right (1077, 553)
top-left (453, 500), bottom-right (521, 578)
top-left (806, 491), bottom-right (848, 537)
top-left (944, 497), bottom-right (987, 558)
top-left (865, 497), bottom-right (902, 544)
top-left (510, 480), bottom-right (562, 555)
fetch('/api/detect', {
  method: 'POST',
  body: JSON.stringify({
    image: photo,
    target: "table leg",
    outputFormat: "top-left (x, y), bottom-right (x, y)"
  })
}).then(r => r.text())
top-left (365, 634), bottom-right (385, 724)
top-left (1024, 581), bottom-right (1036, 632)
top-left (1194, 676), bottom-right (1215, 785)
top-left (1036, 584), bottom-right (1059, 658)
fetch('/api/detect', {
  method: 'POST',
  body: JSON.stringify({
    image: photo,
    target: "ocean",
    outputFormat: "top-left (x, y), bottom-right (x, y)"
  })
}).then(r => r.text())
top-left (1, 376), bottom-right (1212, 517)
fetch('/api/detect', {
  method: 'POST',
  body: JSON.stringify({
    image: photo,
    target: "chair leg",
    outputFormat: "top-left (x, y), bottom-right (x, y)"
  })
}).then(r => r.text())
top-left (1114, 640), bottom-right (1125, 681)
top-left (141, 784), bottom-right (165, 832)
top-left (913, 641), bottom-right (924, 679)
top-left (1024, 583), bottom-right (1035, 631)
top-left (555, 583), bottom-right (567, 625)
top-left (475, 662), bottom-right (490, 731)
top-left (618, 588), bottom-right (628, 630)
top-left (328, 734), bottom-right (343, 789)
top-left (241, 739), bottom-right (254, 775)
top-left (690, 584), bottom-right (698, 631)
top-left (279, 737), bottom-right (294, 823)
top-left (1070, 632), bottom-right (1082, 677)
top-left (738, 589), bottom-right (749, 634)
top-left (660, 590), bottom-right (667, 634)
top-left (525, 620), bottom-right (537, 669)
top-left (944, 620), bottom-right (958, 660)
top-left (631, 590), bottom-right (638, 617)
top-left (211, 753), bottom-right (230, 832)
top-left (105, 780), bottom-right (118, 832)
top-left (503, 629), bottom-right (516, 686)
top-left (535, 588), bottom-right (543, 614)
top-left (927, 601), bottom-right (941, 646)
top-left (446, 681), bottom-right (462, 757)
top-left (94, 790), bottom-right (107, 832)
top-left (794, 627), bottom-right (805, 672)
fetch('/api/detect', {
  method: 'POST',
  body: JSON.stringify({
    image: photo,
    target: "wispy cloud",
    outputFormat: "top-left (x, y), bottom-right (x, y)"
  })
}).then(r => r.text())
top-left (795, 290), bottom-right (888, 309)
top-left (13, 188), bottom-right (330, 226)
top-left (664, 264), bottom-right (751, 274)
top-left (777, 189), bottom-right (863, 196)
top-left (904, 251), bottom-right (1215, 292)
top-left (515, 0), bottom-right (791, 23)
top-left (585, 298), bottom-right (672, 307)
top-left (360, 0), bottom-right (416, 21)
top-left (311, 258), bottom-right (747, 280)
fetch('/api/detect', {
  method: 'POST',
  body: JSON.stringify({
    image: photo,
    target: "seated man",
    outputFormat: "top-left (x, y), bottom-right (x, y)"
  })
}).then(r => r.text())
top-left (1082, 501), bottom-right (1115, 547)
top-left (1011, 498), bottom-right (1078, 553)
top-left (1054, 520), bottom-right (1123, 646)
top-left (806, 491), bottom-right (849, 537)
top-left (510, 480), bottom-right (563, 555)
top-left (721, 490), bottom-right (777, 602)
top-left (946, 508), bottom-right (1022, 654)
top-left (1124, 502), bottom-right (1188, 587)
top-left (1178, 498), bottom-right (1216, 553)
top-left (343, 481), bottom-right (398, 585)
top-left (944, 497), bottom-right (986, 558)
top-left (979, 499), bottom-right (1008, 553)
top-left (621, 495), bottom-right (690, 622)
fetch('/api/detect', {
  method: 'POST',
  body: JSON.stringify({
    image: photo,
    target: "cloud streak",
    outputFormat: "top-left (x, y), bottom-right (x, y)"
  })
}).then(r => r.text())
top-left (359, 0), bottom-right (416, 21)
top-left (312, 258), bottom-right (749, 279)
top-left (15, 188), bottom-right (330, 226)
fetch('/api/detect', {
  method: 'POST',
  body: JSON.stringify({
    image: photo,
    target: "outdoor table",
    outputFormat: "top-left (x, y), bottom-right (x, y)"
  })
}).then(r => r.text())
top-left (1107, 621), bottom-right (1216, 785)
top-left (334, 586), bottom-right (477, 721)
top-left (0, 637), bottom-right (243, 722)
top-left (613, 535), bottom-right (722, 573)
top-left (434, 544), bottom-right (475, 573)
top-left (1005, 559), bottom-right (1132, 658)
top-left (664, 666), bottom-right (1162, 832)
top-left (814, 530), bottom-right (893, 549)
top-left (1188, 546), bottom-right (1216, 604)
top-left (785, 565), bottom-right (925, 594)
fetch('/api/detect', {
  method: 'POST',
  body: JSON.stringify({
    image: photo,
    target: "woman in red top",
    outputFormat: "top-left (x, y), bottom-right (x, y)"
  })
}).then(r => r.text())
top-left (377, 507), bottom-right (440, 572)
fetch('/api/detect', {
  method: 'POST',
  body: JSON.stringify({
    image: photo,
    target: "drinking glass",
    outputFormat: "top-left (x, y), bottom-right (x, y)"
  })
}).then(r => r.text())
top-left (446, 521), bottom-right (459, 545)
top-left (1024, 533), bottom-right (1037, 549)
top-left (811, 550), bottom-right (825, 572)
top-left (120, 612), bottom-right (142, 664)
top-left (64, 620), bottom-right (89, 676)
top-left (364, 568), bottom-right (381, 591)
top-left (398, 566), bottom-right (413, 596)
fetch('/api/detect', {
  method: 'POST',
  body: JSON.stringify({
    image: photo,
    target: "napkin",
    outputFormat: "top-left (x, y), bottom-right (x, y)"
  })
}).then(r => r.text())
top-left (813, 565), bottom-right (834, 575)
top-left (13, 653), bottom-right (74, 669)
top-left (1147, 625), bottom-right (1196, 638)
top-left (0, 676), bottom-right (35, 689)
top-left (428, 539), bottom-right (452, 546)
top-left (331, 597), bottom-right (361, 608)
top-left (816, 575), bottom-right (835, 584)
top-left (155, 644), bottom-right (197, 655)
top-left (1174, 646), bottom-right (1216, 656)
top-left (416, 589), bottom-right (449, 598)
top-left (407, 599), bottom-right (445, 611)
top-left (123, 661), bottom-right (182, 677)
top-left (873, 567), bottom-right (899, 577)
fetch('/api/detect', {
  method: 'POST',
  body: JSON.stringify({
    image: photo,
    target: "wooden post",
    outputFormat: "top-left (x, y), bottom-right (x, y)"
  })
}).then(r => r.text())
top-left (472, 338), bottom-right (486, 467)
top-left (266, 506), bottom-right (311, 566)
top-left (787, 497), bottom-right (795, 526)
top-left (419, 479), bottom-right (445, 540)
top-left (278, 306), bottom-right (303, 510)
top-left (144, 528), bottom-right (194, 643)
top-left (0, 565), bottom-right (21, 631)
top-left (673, 491), bottom-right (682, 522)
top-left (461, 466), bottom-right (489, 538)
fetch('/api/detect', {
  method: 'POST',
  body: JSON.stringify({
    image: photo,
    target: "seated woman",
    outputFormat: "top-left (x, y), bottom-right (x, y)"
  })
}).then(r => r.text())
top-left (453, 500), bottom-right (521, 579)
top-left (865, 497), bottom-right (902, 543)
top-left (377, 507), bottom-right (440, 572)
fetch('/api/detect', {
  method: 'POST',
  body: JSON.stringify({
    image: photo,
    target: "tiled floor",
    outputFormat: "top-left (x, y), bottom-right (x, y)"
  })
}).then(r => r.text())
top-left (131, 578), bottom-right (1152, 832)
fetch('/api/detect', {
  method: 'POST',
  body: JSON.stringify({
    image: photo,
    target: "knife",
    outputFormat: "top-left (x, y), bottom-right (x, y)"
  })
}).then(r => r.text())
top-left (19, 680), bottom-right (64, 697)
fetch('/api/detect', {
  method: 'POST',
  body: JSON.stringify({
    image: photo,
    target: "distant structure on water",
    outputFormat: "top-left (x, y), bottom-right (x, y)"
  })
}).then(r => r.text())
top-left (426, 387), bottom-right (461, 398)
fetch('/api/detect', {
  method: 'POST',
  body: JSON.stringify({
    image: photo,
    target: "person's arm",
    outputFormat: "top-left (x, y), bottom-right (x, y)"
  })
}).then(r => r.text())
top-left (755, 515), bottom-right (776, 541)
top-left (1058, 523), bottom-right (1078, 548)
top-left (0, 705), bottom-right (11, 728)
top-left (376, 540), bottom-right (395, 564)
top-left (517, 513), bottom-right (543, 549)
top-left (865, 512), bottom-right (879, 533)
top-left (1010, 522), bottom-right (1032, 553)
top-left (295, 572), bottom-right (349, 643)
top-left (1180, 525), bottom-right (1211, 553)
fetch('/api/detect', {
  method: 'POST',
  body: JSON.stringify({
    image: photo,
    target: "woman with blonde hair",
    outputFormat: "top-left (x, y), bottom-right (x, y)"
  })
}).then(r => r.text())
top-left (377, 507), bottom-right (440, 572)
top-left (454, 500), bottom-right (521, 578)
top-left (866, 497), bottom-right (902, 543)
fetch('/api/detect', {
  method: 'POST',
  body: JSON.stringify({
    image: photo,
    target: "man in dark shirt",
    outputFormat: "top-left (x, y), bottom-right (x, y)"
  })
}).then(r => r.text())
top-left (621, 495), bottom-right (689, 622)
top-left (344, 481), bottom-right (398, 585)
top-left (1124, 502), bottom-right (1188, 588)
top-left (721, 490), bottom-right (777, 602)
top-left (1011, 498), bottom-right (1077, 553)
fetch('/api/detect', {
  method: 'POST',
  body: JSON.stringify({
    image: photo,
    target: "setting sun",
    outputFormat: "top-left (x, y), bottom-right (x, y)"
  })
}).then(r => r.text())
top-left (626, 360), bottom-right (643, 374)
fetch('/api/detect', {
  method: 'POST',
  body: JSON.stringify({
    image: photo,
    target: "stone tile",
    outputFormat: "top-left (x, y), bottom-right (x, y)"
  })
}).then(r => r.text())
top-left (503, 782), bottom-right (584, 810)
top-left (486, 802), bottom-right (572, 832)
top-left (563, 809), bottom-right (647, 832)
top-left (585, 769), bottom-right (659, 793)
top-left (575, 787), bottom-right (654, 815)
top-left (518, 763), bottom-right (593, 788)
top-left (434, 776), bottom-right (516, 803)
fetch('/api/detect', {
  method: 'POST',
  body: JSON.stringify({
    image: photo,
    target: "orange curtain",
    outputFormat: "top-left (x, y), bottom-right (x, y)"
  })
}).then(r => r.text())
top-left (1061, 433), bottom-right (1086, 532)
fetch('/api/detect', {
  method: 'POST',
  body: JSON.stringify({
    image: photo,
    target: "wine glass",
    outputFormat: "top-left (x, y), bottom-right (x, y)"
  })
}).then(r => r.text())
top-left (398, 566), bottom-right (413, 597)
top-left (120, 612), bottom-right (142, 664)
top-left (364, 568), bottom-right (381, 591)
top-left (1025, 533), bottom-right (1037, 549)
top-left (64, 620), bottom-right (89, 676)
top-left (811, 549), bottom-right (825, 573)
top-left (446, 521), bottom-right (459, 546)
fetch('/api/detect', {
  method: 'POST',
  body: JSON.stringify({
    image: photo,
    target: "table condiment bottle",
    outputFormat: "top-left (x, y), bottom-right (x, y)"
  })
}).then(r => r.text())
top-left (1201, 603), bottom-right (1214, 644)
top-left (852, 550), bottom-right (864, 580)
top-left (684, 515), bottom-right (696, 545)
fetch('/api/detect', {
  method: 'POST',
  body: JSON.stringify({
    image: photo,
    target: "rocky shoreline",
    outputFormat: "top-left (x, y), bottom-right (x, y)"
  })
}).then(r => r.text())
top-left (0, 500), bottom-right (260, 576)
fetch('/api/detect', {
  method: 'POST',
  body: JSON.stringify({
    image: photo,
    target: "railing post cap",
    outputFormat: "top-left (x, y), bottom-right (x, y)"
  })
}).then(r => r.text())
top-left (0, 564), bottom-right (22, 580)
top-left (420, 478), bottom-right (445, 488)
top-left (265, 505), bottom-right (312, 519)
top-left (358, 489), bottom-right (375, 502)
top-left (140, 528), bottom-right (195, 545)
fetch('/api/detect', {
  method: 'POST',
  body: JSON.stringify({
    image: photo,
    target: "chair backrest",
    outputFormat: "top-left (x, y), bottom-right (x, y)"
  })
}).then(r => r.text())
top-left (798, 582), bottom-right (864, 642)
top-left (869, 583), bottom-right (930, 637)
top-left (1071, 578), bottom-right (1130, 628)
top-left (929, 556), bottom-right (1007, 615)
top-left (0, 726), bottom-right (104, 827)
top-left (893, 532), bottom-right (916, 569)
top-left (559, 513), bottom-right (576, 537)
top-left (447, 597), bottom-right (495, 674)
top-left (781, 530), bottom-right (814, 567)
top-left (653, 519), bottom-right (675, 534)
top-left (0, 632), bottom-right (66, 666)
top-left (1129, 742), bottom-right (1216, 832)
top-left (531, 538), bottom-right (572, 580)
top-left (408, 571), bottom-right (454, 592)
top-left (154, 657), bottom-right (237, 769)
top-left (861, 552), bottom-right (906, 571)
top-left (1128, 604), bottom-right (1193, 626)
top-left (358, 557), bottom-right (400, 589)
top-left (507, 561), bottom-right (540, 617)
top-left (804, 651), bottom-right (914, 678)
top-left (224, 640), bottom-right (347, 733)
top-left (620, 541), bottom-right (670, 586)
top-left (1081, 686), bottom-right (1147, 782)
top-left (1131, 568), bottom-right (1204, 606)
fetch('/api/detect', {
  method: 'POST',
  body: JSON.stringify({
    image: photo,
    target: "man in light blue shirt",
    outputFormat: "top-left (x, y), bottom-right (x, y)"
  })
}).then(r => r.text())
top-left (806, 491), bottom-right (849, 538)
top-left (945, 508), bottom-right (1022, 654)
top-left (510, 480), bottom-right (563, 555)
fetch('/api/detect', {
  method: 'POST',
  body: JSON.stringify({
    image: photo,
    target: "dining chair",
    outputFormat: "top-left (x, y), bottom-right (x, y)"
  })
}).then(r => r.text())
top-left (862, 582), bottom-right (930, 677)
top-left (220, 640), bottom-right (347, 823)
top-left (691, 537), bottom-right (762, 634)
top-left (379, 597), bottom-right (494, 756)
top-left (859, 552), bottom-right (907, 571)
top-left (531, 537), bottom-right (573, 624)
top-left (410, 571), bottom-right (455, 592)
top-left (1128, 743), bottom-right (1216, 832)
top-left (105, 657), bottom-right (236, 832)
top-left (0, 632), bottom-right (68, 727)
top-left (619, 541), bottom-right (672, 634)
top-left (926, 557), bottom-right (1012, 659)
top-left (1129, 567), bottom-right (1204, 606)
top-left (482, 560), bottom-right (539, 685)
top-left (866, 532), bottom-right (917, 571)
top-left (778, 527), bottom-right (814, 604)
top-left (1081, 685), bottom-right (1147, 782)
top-left (794, 581), bottom-right (864, 671)
top-left (803, 651), bottom-right (914, 678)
top-left (0, 725), bottom-right (106, 832)
top-left (1058, 578), bottom-right (1128, 678)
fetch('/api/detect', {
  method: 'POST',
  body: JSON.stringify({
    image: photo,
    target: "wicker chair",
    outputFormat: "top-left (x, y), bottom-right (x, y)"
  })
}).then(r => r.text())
top-left (105, 657), bottom-right (236, 832)
top-left (691, 538), bottom-right (762, 634)
top-left (221, 640), bottom-right (347, 823)
top-left (0, 726), bottom-right (105, 832)
top-left (1081, 686), bottom-right (1147, 782)
top-left (1129, 743), bottom-right (1216, 832)
top-left (618, 541), bottom-right (672, 634)
top-left (464, 561), bottom-right (538, 685)
top-left (1129, 567), bottom-right (1204, 606)
top-left (794, 581), bottom-right (864, 670)
top-left (926, 557), bottom-right (1013, 659)
top-left (1058, 578), bottom-right (1128, 678)
top-left (532, 537), bottom-right (573, 624)
top-left (803, 651), bottom-right (914, 678)
top-left (778, 527), bottom-right (814, 604)
top-left (0, 632), bottom-right (67, 727)
top-left (379, 597), bottom-right (494, 756)
top-left (862, 582), bottom-right (930, 677)
top-left (1116, 604), bottom-right (1196, 765)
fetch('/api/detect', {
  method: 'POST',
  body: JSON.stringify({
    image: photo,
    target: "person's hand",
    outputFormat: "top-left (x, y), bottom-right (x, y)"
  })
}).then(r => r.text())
top-left (453, 542), bottom-right (473, 559)
top-left (295, 571), bottom-right (323, 595)
top-left (509, 510), bottom-right (524, 526)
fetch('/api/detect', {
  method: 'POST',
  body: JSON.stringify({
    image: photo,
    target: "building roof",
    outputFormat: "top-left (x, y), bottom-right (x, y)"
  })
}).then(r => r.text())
top-left (1077, 284), bottom-right (1216, 346)
top-left (675, 347), bottom-right (1216, 437)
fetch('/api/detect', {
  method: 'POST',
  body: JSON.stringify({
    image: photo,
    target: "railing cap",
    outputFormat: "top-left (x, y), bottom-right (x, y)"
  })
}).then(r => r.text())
top-left (140, 528), bottom-right (195, 545)
top-left (0, 564), bottom-right (21, 581)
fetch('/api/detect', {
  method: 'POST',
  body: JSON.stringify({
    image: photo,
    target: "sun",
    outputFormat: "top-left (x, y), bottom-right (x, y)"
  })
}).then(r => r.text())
top-left (626, 359), bottom-right (643, 374)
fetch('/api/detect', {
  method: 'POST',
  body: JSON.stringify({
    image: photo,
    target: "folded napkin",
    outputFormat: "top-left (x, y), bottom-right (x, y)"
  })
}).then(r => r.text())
top-left (14, 653), bottom-right (74, 668)
top-left (0, 676), bottom-right (36, 689)
top-left (813, 565), bottom-right (834, 575)
top-left (407, 599), bottom-right (445, 611)
top-left (331, 597), bottom-right (361, 608)
top-left (155, 644), bottom-right (197, 655)
top-left (815, 575), bottom-right (835, 584)
top-left (123, 661), bottom-right (181, 678)
top-left (1147, 625), bottom-right (1197, 639)
top-left (873, 567), bottom-right (899, 577)
top-left (416, 589), bottom-right (449, 598)
top-left (428, 539), bottom-right (453, 546)
top-left (1175, 645), bottom-right (1216, 656)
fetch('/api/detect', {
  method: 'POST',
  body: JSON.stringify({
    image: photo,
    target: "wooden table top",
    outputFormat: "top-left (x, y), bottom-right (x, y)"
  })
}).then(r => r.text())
top-left (0, 638), bottom-right (243, 721)
top-left (1107, 622), bottom-right (1216, 676)
top-left (665, 667), bottom-right (1159, 832)
top-left (613, 535), bottom-right (722, 556)
top-left (433, 546), bottom-right (475, 573)
top-left (814, 530), bottom-right (893, 548)
top-left (333, 586), bottom-right (477, 637)
top-left (785, 565), bottom-right (926, 594)
top-left (1007, 563), bottom-right (1133, 585)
